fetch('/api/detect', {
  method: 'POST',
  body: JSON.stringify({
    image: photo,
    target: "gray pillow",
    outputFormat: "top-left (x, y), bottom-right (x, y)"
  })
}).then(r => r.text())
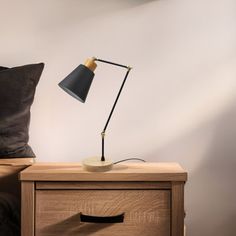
top-left (0, 63), bottom-right (44, 158)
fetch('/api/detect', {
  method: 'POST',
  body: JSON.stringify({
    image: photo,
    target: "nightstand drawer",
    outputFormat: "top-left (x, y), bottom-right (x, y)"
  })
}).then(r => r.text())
top-left (35, 190), bottom-right (170, 236)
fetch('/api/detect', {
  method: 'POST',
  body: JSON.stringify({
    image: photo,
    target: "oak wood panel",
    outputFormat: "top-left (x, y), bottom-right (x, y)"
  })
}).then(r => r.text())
top-left (21, 181), bottom-right (35, 236)
top-left (36, 181), bottom-right (171, 190)
top-left (35, 190), bottom-right (171, 236)
top-left (20, 162), bottom-right (187, 182)
top-left (0, 157), bottom-right (34, 165)
top-left (171, 182), bottom-right (184, 236)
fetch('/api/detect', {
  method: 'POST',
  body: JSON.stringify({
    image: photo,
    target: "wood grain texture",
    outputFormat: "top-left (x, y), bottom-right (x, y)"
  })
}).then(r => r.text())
top-left (20, 162), bottom-right (187, 182)
top-left (35, 190), bottom-right (171, 236)
top-left (171, 182), bottom-right (184, 236)
top-left (21, 181), bottom-right (35, 236)
top-left (36, 181), bottom-right (171, 190)
top-left (0, 157), bottom-right (34, 166)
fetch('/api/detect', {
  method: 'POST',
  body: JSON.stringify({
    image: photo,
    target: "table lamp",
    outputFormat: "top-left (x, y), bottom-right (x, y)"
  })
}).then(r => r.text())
top-left (58, 57), bottom-right (132, 172)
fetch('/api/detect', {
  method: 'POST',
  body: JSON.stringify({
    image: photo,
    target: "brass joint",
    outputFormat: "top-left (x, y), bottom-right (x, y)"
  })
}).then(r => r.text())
top-left (101, 132), bottom-right (105, 138)
top-left (127, 66), bottom-right (132, 71)
top-left (84, 57), bottom-right (97, 72)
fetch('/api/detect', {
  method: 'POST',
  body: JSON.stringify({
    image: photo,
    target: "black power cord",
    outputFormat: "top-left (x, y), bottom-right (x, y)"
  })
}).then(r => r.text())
top-left (113, 158), bottom-right (146, 165)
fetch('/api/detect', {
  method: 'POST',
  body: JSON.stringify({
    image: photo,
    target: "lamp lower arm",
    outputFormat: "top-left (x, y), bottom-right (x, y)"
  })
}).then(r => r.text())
top-left (101, 132), bottom-right (105, 161)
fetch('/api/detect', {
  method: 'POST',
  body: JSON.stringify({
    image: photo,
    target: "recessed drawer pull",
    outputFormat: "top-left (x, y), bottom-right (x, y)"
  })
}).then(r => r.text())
top-left (80, 212), bottom-right (125, 223)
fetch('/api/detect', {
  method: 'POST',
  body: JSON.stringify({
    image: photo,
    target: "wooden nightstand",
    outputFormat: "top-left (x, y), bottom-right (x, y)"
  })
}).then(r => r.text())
top-left (20, 162), bottom-right (187, 236)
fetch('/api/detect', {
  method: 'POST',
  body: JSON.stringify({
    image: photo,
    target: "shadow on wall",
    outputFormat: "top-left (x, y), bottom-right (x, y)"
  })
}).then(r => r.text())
top-left (189, 101), bottom-right (236, 236)
top-left (144, 98), bottom-right (236, 236)
top-left (77, 0), bottom-right (158, 9)
top-left (38, 0), bottom-right (158, 30)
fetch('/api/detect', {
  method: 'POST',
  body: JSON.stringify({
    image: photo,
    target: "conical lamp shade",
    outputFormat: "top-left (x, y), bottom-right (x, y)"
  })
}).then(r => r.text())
top-left (58, 64), bottom-right (95, 103)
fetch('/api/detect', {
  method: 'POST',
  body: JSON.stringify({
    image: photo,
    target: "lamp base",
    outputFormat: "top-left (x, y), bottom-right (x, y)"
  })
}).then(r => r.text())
top-left (82, 157), bottom-right (113, 172)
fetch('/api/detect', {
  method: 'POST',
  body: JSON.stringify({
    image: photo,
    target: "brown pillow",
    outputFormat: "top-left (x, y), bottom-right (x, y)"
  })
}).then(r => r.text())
top-left (0, 63), bottom-right (44, 158)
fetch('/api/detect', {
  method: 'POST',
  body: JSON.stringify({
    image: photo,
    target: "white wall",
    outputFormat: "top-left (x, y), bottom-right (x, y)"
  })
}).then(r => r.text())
top-left (1, 0), bottom-right (236, 235)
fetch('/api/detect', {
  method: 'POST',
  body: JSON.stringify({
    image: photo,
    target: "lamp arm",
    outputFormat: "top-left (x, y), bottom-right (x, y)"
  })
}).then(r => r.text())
top-left (94, 58), bottom-right (132, 162)
top-left (95, 58), bottom-right (130, 69)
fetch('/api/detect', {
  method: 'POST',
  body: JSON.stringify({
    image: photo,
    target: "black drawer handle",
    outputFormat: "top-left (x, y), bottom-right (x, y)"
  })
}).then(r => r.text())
top-left (80, 212), bottom-right (125, 223)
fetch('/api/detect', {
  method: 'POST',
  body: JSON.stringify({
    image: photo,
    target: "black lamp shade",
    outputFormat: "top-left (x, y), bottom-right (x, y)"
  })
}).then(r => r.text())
top-left (58, 64), bottom-right (95, 103)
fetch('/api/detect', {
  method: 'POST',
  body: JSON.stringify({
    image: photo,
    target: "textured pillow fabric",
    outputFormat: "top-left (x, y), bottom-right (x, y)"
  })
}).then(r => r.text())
top-left (0, 63), bottom-right (44, 158)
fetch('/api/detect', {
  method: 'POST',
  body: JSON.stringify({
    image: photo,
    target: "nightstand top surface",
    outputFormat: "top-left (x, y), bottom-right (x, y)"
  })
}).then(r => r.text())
top-left (20, 162), bottom-right (187, 181)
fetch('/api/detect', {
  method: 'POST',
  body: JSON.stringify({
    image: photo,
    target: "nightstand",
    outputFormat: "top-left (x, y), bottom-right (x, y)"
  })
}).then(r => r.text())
top-left (20, 162), bottom-right (187, 236)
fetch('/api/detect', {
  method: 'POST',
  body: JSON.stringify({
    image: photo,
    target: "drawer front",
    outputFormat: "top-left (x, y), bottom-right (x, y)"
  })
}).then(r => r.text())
top-left (35, 190), bottom-right (170, 236)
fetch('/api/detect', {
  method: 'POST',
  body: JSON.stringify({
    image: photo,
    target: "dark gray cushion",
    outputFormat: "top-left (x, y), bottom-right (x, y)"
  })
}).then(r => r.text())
top-left (0, 63), bottom-right (44, 158)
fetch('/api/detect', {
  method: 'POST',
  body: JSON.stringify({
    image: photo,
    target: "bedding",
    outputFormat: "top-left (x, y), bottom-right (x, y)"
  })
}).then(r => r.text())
top-left (0, 192), bottom-right (20, 236)
top-left (0, 159), bottom-right (32, 236)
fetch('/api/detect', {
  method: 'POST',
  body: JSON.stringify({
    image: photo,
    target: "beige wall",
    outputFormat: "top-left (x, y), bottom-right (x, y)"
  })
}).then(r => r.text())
top-left (1, 0), bottom-right (236, 235)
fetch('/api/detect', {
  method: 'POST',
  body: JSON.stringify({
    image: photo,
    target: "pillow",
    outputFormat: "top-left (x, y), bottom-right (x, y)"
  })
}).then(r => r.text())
top-left (0, 63), bottom-right (44, 158)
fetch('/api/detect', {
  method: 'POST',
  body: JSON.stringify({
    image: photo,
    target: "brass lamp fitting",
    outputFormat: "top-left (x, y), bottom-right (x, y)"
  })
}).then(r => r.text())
top-left (84, 57), bottom-right (97, 72)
